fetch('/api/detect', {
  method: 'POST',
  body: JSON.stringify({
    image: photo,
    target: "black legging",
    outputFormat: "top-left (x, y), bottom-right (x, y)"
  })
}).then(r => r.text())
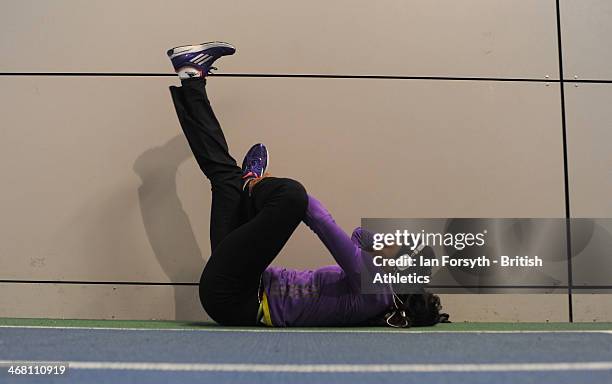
top-left (170, 78), bottom-right (307, 325)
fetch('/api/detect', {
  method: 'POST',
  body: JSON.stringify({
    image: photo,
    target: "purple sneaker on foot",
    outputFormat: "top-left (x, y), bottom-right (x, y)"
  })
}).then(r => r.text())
top-left (166, 41), bottom-right (235, 79)
top-left (241, 143), bottom-right (269, 190)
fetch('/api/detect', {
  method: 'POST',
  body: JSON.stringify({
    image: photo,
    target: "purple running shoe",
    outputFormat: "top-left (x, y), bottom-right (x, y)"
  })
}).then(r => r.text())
top-left (241, 143), bottom-right (269, 190)
top-left (166, 41), bottom-right (235, 79)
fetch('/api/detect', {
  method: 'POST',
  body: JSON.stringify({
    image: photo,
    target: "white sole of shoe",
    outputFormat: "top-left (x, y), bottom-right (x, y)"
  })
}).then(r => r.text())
top-left (167, 41), bottom-right (235, 59)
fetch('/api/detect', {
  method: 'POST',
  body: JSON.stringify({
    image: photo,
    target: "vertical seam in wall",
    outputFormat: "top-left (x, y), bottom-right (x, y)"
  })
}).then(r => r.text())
top-left (555, 0), bottom-right (574, 323)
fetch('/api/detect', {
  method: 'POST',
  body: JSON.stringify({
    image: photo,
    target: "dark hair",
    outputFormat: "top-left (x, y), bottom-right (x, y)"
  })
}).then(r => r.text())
top-left (373, 292), bottom-right (446, 328)
top-left (399, 293), bottom-right (442, 327)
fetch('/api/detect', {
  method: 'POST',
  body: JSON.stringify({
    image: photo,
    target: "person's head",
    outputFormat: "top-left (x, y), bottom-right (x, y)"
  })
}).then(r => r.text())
top-left (398, 292), bottom-right (442, 327)
top-left (378, 292), bottom-right (443, 328)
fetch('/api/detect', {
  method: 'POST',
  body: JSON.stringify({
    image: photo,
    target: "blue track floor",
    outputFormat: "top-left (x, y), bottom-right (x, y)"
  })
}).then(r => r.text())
top-left (1, 327), bottom-right (611, 383)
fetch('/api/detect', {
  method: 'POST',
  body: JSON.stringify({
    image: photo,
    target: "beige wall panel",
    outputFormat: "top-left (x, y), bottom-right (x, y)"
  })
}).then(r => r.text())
top-left (564, 84), bottom-right (612, 291)
top-left (0, 0), bottom-right (559, 78)
top-left (0, 283), bottom-right (207, 321)
top-left (440, 294), bottom-right (567, 322)
top-left (561, 0), bottom-right (612, 80)
top-left (573, 294), bottom-right (612, 322)
top-left (0, 77), bottom-right (565, 282)
top-left (0, 283), bottom-right (566, 322)
top-left (564, 83), bottom-right (612, 217)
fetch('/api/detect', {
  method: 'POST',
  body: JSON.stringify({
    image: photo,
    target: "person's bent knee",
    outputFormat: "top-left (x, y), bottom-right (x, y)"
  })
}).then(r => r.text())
top-left (279, 178), bottom-right (308, 217)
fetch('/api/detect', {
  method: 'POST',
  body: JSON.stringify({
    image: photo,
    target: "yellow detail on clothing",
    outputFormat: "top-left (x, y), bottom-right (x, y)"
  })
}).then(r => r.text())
top-left (261, 292), bottom-right (273, 326)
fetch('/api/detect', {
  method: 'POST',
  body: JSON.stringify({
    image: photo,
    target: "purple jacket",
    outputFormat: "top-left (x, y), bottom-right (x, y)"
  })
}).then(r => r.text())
top-left (261, 196), bottom-right (393, 326)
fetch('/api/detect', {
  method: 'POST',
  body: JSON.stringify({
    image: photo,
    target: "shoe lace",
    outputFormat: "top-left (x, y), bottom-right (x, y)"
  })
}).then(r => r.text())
top-left (207, 66), bottom-right (218, 75)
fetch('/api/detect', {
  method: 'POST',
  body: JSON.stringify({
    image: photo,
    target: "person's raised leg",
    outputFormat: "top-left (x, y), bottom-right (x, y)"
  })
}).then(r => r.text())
top-left (167, 42), bottom-right (243, 250)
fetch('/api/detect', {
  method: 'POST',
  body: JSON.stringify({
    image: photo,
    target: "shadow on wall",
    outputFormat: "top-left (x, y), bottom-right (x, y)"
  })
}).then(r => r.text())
top-left (133, 135), bottom-right (204, 320)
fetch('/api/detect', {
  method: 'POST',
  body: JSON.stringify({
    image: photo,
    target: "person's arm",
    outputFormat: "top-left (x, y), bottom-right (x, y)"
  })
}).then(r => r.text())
top-left (303, 194), bottom-right (384, 292)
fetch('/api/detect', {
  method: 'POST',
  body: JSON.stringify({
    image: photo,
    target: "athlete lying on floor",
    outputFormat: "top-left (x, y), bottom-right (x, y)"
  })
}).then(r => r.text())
top-left (167, 41), bottom-right (445, 327)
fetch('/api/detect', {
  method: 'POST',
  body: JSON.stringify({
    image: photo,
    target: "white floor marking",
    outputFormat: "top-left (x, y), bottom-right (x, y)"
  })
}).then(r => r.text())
top-left (1, 360), bottom-right (612, 373)
top-left (0, 325), bottom-right (612, 334)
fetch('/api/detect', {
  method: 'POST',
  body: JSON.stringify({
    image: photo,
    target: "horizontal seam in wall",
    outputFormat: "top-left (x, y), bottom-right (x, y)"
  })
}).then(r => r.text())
top-left (1, 73), bottom-right (610, 83)
top-left (0, 72), bottom-right (563, 82)
top-left (1, 280), bottom-right (612, 289)
top-left (0, 280), bottom-right (197, 286)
